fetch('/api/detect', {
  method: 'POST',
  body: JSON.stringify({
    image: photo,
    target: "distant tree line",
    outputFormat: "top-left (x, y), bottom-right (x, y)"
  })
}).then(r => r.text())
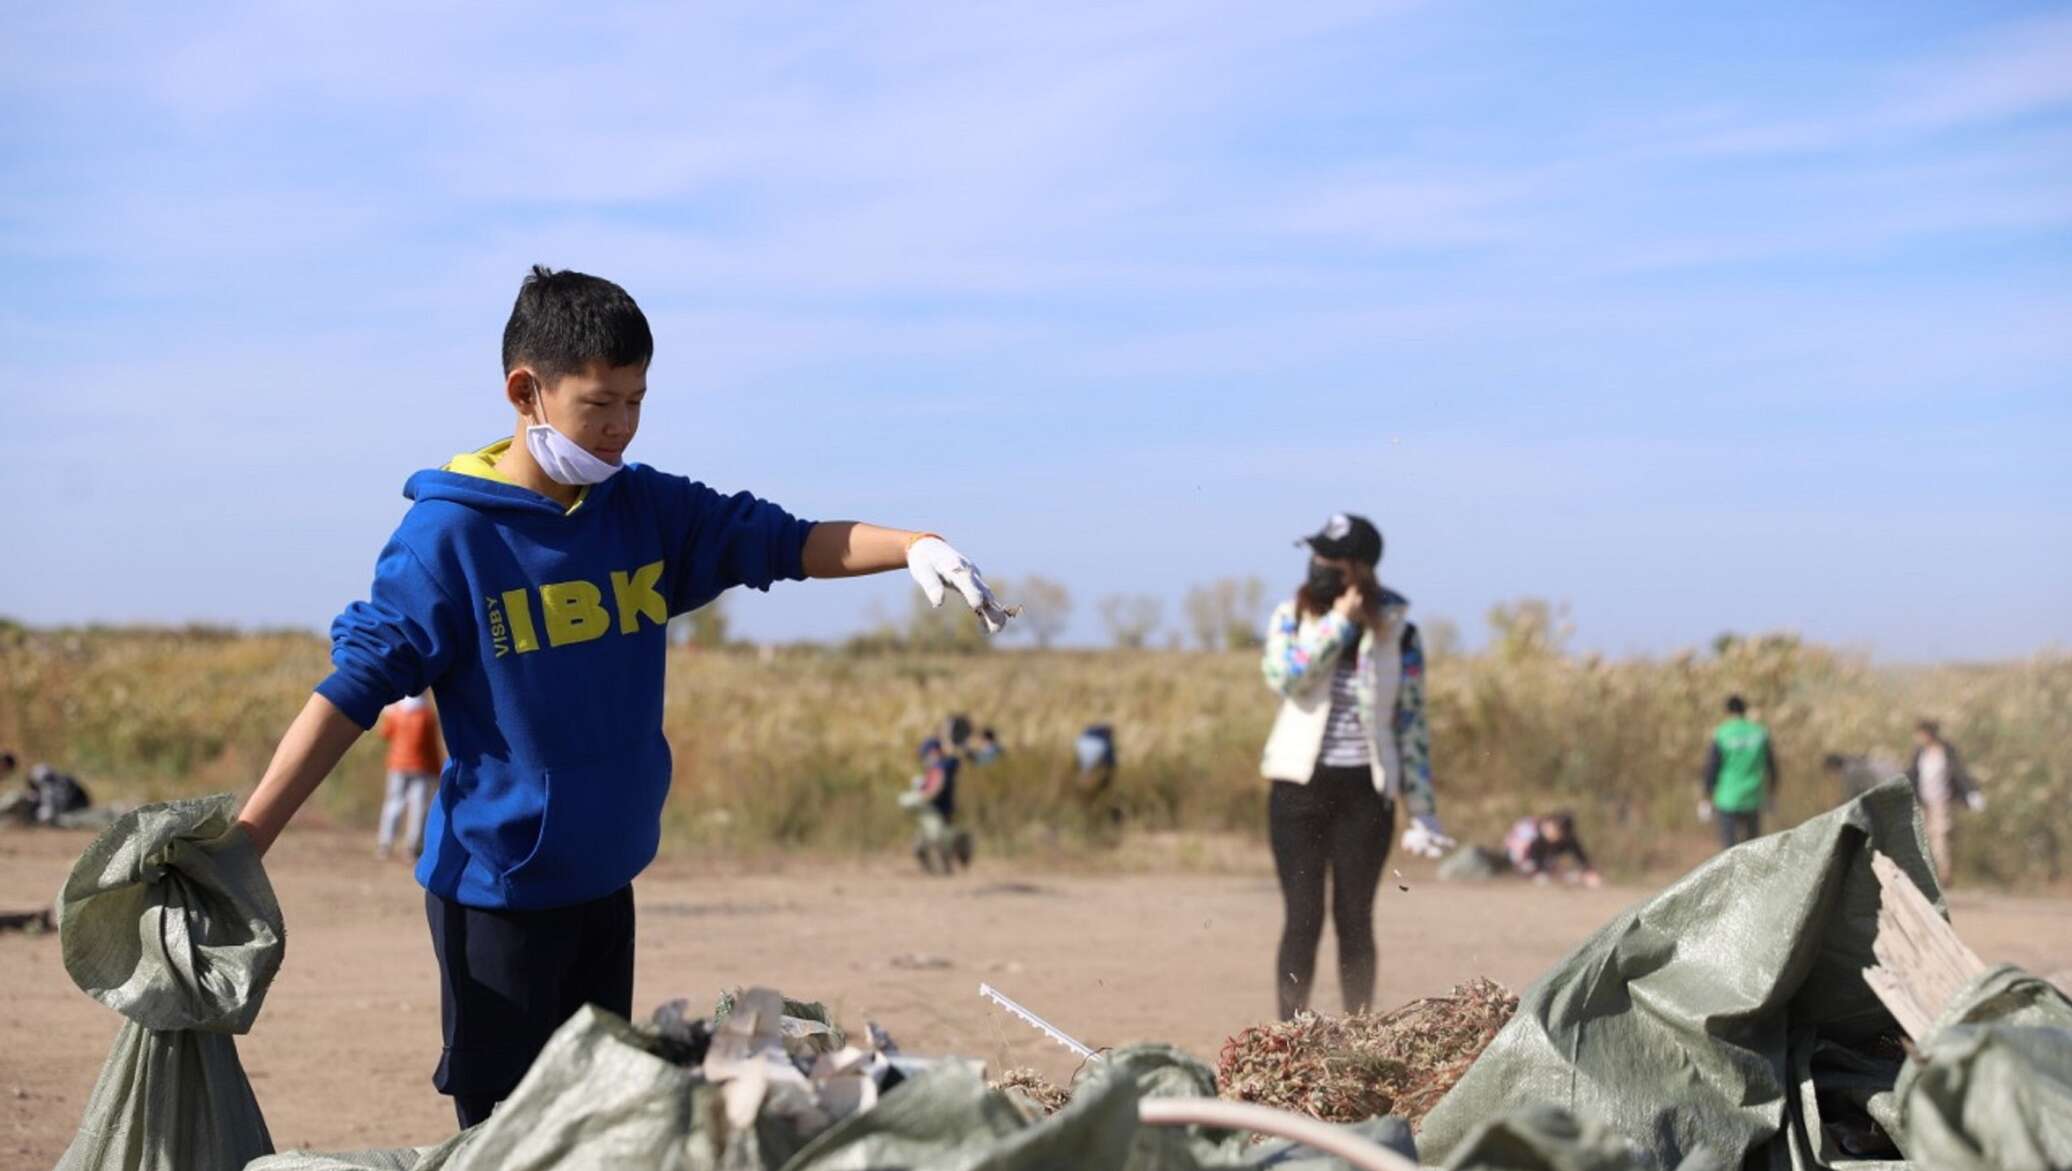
top-left (685, 574), bottom-right (1534, 657)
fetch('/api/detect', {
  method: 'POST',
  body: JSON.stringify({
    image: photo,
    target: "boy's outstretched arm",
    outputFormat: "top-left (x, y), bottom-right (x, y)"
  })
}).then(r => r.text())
top-left (800, 522), bottom-right (926, 577)
top-left (237, 693), bottom-right (366, 856)
top-left (802, 522), bottom-right (1013, 632)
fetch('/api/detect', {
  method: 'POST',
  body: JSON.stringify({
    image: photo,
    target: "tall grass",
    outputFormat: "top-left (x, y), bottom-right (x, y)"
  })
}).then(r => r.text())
top-left (2, 624), bottom-right (2064, 887)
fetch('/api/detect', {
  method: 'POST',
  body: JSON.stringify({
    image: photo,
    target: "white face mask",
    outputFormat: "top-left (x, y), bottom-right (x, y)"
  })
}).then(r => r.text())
top-left (524, 379), bottom-right (623, 486)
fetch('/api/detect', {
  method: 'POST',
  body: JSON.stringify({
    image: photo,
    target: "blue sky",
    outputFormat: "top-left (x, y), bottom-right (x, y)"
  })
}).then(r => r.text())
top-left (2, 1), bottom-right (2067, 660)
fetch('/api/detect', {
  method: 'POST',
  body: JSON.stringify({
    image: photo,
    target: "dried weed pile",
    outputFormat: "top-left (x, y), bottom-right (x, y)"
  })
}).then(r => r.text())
top-left (1215, 977), bottom-right (1518, 1127)
top-left (991, 1067), bottom-right (1071, 1115)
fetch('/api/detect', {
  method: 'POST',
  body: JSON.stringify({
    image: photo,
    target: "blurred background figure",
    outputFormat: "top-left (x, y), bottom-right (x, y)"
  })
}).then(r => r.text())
top-left (1071, 723), bottom-right (1116, 796)
top-left (942, 713), bottom-right (974, 759)
top-left (969, 727), bottom-right (1003, 765)
top-left (1504, 811), bottom-right (1601, 888)
top-left (1906, 719), bottom-right (1985, 885)
top-left (1068, 723), bottom-right (1121, 839)
top-left (1699, 695), bottom-right (1779, 850)
top-left (1822, 751), bottom-right (1904, 805)
top-left (374, 693), bottom-right (443, 860)
top-left (902, 736), bottom-right (973, 875)
top-left (0, 752), bottom-right (21, 824)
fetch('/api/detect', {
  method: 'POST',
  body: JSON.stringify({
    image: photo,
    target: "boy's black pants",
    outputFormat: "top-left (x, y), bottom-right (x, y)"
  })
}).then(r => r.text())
top-left (1268, 764), bottom-right (1394, 1020)
top-left (425, 884), bottom-right (635, 1127)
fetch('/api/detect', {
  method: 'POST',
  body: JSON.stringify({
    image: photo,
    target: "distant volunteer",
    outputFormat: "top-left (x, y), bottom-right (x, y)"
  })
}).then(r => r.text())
top-left (374, 693), bottom-right (444, 860)
top-left (1699, 694), bottom-right (1780, 849)
top-left (1259, 513), bottom-right (1451, 1019)
top-left (1905, 718), bottom-right (1984, 886)
top-left (903, 732), bottom-right (974, 875)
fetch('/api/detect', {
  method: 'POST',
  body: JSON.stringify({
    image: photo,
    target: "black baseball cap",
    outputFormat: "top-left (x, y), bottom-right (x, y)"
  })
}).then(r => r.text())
top-left (1299, 513), bottom-right (1383, 566)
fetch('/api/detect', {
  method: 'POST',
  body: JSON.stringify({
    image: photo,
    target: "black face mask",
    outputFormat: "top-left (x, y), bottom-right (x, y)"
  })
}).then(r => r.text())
top-left (1306, 563), bottom-right (1347, 600)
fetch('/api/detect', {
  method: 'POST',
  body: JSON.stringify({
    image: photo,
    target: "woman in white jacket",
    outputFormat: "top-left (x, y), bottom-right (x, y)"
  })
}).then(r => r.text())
top-left (1259, 513), bottom-right (1450, 1019)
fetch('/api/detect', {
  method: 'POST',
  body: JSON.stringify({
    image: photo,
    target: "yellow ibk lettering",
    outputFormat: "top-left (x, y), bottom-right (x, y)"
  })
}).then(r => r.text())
top-left (611, 559), bottom-right (668, 634)
top-left (490, 561), bottom-right (670, 657)
top-left (540, 580), bottom-right (610, 647)
top-left (501, 588), bottom-right (541, 654)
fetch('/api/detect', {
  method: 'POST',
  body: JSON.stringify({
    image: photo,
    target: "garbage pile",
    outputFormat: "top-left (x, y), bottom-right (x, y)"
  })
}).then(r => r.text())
top-left (44, 781), bottom-right (2072, 1171)
top-left (245, 1005), bottom-right (1423, 1171)
top-left (1, 761), bottom-right (112, 829)
top-left (1217, 978), bottom-right (1517, 1127)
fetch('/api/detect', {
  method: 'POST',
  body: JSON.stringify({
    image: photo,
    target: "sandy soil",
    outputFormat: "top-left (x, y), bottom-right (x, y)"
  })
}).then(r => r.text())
top-left (3, 825), bottom-right (2068, 1169)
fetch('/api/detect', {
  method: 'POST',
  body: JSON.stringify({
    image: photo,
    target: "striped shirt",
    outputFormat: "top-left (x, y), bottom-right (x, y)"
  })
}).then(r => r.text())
top-left (1318, 657), bottom-right (1371, 767)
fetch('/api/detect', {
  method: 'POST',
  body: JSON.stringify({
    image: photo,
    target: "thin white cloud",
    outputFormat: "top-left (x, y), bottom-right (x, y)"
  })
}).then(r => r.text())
top-left (1271, 175), bottom-right (1524, 249)
top-left (1888, 9), bottom-right (2072, 131)
top-left (1670, 9), bottom-right (2072, 160)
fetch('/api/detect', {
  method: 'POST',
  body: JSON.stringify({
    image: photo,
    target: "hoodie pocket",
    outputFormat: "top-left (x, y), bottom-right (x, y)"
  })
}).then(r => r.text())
top-left (498, 733), bottom-right (673, 904)
top-left (444, 757), bottom-right (548, 878)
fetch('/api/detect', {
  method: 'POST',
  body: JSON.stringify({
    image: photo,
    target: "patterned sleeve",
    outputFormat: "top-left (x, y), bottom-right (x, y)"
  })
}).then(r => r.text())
top-left (1260, 601), bottom-right (1356, 699)
top-left (1392, 622), bottom-right (1436, 818)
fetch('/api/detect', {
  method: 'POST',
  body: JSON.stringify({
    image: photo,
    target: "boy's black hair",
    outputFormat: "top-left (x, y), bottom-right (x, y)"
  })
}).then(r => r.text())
top-left (0, 751), bottom-right (14, 771)
top-left (1724, 694), bottom-right (1747, 715)
top-left (501, 265), bottom-right (653, 382)
top-left (1822, 753), bottom-right (1847, 771)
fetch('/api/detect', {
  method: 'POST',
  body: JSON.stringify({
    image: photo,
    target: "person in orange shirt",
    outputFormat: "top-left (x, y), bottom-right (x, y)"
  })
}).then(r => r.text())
top-left (375, 694), bottom-right (444, 859)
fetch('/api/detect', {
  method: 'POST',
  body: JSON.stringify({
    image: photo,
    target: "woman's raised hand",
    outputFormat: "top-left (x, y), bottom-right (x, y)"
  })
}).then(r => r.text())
top-left (1333, 581), bottom-right (1367, 623)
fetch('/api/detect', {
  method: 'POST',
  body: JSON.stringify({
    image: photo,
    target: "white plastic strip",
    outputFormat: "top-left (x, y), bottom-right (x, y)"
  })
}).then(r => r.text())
top-left (1137, 1098), bottom-right (1423, 1171)
top-left (977, 982), bottom-right (1094, 1059)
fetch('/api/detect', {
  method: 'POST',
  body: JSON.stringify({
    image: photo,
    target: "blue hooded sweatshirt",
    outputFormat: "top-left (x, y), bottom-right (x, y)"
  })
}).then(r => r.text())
top-left (315, 443), bottom-right (814, 910)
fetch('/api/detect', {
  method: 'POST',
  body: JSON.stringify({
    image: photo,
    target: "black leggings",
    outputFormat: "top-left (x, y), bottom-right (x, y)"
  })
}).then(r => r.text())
top-left (1269, 766), bottom-right (1395, 1019)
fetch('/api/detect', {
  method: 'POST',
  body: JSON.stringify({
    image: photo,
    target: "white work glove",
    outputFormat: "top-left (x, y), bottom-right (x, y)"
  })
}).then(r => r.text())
top-left (905, 536), bottom-right (1012, 634)
top-left (1964, 790), bottom-right (1986, 813)
top-left (1696, 800), bottom-right (1714, 824)
top-left (1400, 814), bottom-right (1454, 860)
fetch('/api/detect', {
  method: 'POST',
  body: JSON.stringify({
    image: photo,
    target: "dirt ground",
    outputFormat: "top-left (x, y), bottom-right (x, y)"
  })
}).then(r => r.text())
top-left (4, 827), bottom-right (2069, 1170)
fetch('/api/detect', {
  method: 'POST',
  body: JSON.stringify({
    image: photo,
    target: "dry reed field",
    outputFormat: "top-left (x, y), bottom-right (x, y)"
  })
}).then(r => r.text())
top-left (1, 622), bottom-right (2065, 887)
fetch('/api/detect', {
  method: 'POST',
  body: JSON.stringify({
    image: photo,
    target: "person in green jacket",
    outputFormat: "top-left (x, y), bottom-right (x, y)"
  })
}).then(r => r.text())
top-left (1700, 695), bottom-right (1780, 849)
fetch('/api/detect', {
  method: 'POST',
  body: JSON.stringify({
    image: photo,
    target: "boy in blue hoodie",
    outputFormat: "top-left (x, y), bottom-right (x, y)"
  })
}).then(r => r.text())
top-left (235, 266), bottom-right (1012, 1125)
